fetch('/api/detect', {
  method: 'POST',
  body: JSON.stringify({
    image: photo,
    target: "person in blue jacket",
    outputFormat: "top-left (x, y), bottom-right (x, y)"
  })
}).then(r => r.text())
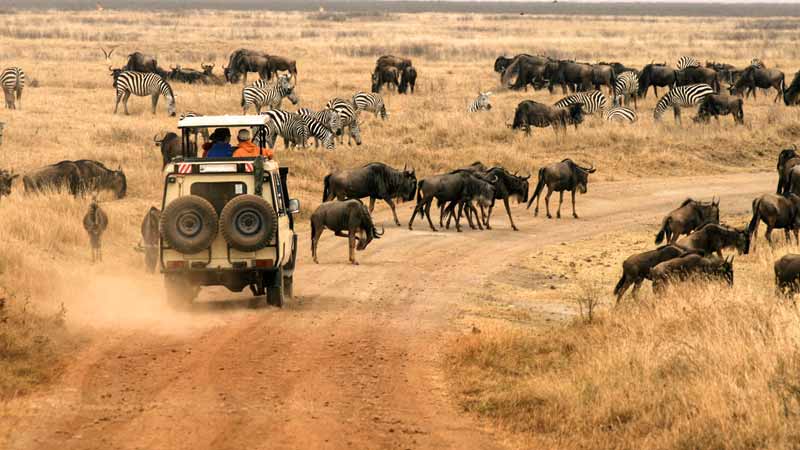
top-left (204, 128), bottom-right (233, 158)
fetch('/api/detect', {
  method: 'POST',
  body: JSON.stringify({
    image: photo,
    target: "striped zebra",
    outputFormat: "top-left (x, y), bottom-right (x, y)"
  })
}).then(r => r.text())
top-left (297, 107), bottom-right (342, 137)
top-left (1, 67), bottom-right (25, 109)
top-left (241, 75), bottom-right (298, 114)
top-left (299, 115), bottom-right (335, 150)
top-left (113, 71), bottom-right (176, 116)
top-left (750, 58), bottom-right (765, 69)
top-left (467, 92), bottom-right (492, 112)
top-left (677, 56), bottom-right (700, 71)
top-left (259, 110), bottom-right (309, 149)
top-left (554, 90), bottom-right (607, 115)
top-left (604, 106), bottom-right (637, 124)
top-left (613, 71), bottom-right (639, 109)
top-left (325, 98), bottom-right (362, 146)
top-left (352, 92), bottom-right (387, 119)
top-left (653, 83), bottom-right (714, 123)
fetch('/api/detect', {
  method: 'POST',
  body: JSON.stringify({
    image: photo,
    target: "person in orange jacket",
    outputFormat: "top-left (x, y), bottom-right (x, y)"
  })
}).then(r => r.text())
top-left (232, 129), bottom-right (274, 159)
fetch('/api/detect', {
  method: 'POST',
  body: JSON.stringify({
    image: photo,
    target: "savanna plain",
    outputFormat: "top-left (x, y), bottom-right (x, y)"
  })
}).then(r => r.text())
top-left (1, 7), bottom-right (800, 450)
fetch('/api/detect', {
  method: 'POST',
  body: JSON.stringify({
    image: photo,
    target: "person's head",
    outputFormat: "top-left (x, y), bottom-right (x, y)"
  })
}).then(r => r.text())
top-left (211, 128), bottom-right (231, 143)
top-left (237, 129), bottom-right (251, 143)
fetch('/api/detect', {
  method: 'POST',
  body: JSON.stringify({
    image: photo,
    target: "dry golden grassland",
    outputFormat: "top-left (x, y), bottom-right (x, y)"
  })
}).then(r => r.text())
top-left (0, 7), bottom-right (799, 440)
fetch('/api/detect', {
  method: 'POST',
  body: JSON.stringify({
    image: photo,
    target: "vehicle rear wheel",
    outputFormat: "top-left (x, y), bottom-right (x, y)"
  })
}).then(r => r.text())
top-left (267, 270), bottom-right (285, 308)
top-left (164, 275), bottom-right (197, 309)
top-left (219, 194), bottom-right (277, 252)
top-left (160, 195), bottom-right (219, 254)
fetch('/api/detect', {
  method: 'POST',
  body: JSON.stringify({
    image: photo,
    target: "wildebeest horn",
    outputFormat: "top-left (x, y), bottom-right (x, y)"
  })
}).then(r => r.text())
top-left (153, 133), bottom-right (163, 145)
top-left (793, 144), bottom-right (798, 151)
top-left (583, 164), bottom-right (596, 173)
top-left (375, 225), bottom-right (385, 237)
top-left (108, 65), bottom-right (114, 72)
top-left (522, 172), bottom-right (531, 180)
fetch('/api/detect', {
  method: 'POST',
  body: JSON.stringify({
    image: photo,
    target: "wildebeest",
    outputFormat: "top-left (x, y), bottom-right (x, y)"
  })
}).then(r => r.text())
top-left (591, 64), bottom-right (617, 95)
top-left (511, 100), bottom-right (584, 136)
top-left (154, 132), bottom-right (198, 168)
top-left (693, 94), bottom-right (744, 125)
top-left (83, 198), bottom-right (109, 263)
top-left (139, 206), bottom-right (161, 273)
top-left (266, 55), bottom-right (298, 82)
top-left (224, 48), bottom-right (270, 84)
top-left (0, 169), bottom-right (18, 199)
top-left (481, 166), bottom-right (530, 231)
top-left (748, 193), bottom-right (800, 248)
top-left (677, 223), bottom-right (750, 257)
top-left (322, 162), bottom-right (417, 226)
top-left (777, 145), bottom-right (800, 195)
top-left (655, 198), bottom-right (720, 244)
top-left (439, 172), bottom-right (496, 232)
top-left (409, 170), bottom-right (494, 232)
top-left (549, 60), bottom-right (594, 94)
top-left (123, 52), bottom-right (166, 77)
top-left (376, 55), bottom-right (413, 72)
top-left (371, 65), bottom-right (400, 93)
top-left (598, 61), bottom-right (638, 76)
top-left (527, 159), bottom-right (595, 219)
top-left (706, 60), bottom-right (737, 84)
top-left (168, 65), bottom-right (208, 84)
top-left (23, 160), bottom-right (127, 199)
top-left (637, 63), bottom-right (676, 98)
top-left (494, 55), bottom-right (518, 75)
top-left (775, 254), bottom-right (800, 296)
top-left (729, 66), bottom-right (785, 102)
top-left (784, 70), bottom-right (800, 106)
top-left (399, 66), bottom-right (417, 94)
top-left (674, 66), bottom-right (721, 92)
top-left (500, 54), bottom-right (550, 91)
top-left (310, 199), bottom-right (384, 265)
top-left (614, 244), bottom-right (697, 302)
top-left (650, 254), bottom-right (734, 294)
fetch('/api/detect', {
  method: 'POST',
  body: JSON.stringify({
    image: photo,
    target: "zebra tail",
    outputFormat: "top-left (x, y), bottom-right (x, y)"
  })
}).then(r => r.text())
top-left (526, 167), bottom-right (546, 209)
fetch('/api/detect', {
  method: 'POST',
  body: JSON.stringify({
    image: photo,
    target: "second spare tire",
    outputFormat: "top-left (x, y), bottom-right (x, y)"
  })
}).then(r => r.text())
top-left (160, 195), bottom-right (219, 254)
top-left (220, 194), bottom-right (277, 252)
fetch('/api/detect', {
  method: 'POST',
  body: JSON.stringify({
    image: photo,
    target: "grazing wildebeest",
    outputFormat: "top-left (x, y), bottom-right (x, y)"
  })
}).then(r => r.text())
top-left (123, 52), bottom-right (166, 77)
top-left (409, 170), bottom-right (494, 232)
top-left (23, 160), bottom-right (127, 199)
top-left (777, 145), bottom-right (800, 195)
top-left (527, 159), bottom-right (595, 219)
top-left (310, 199), bottom-right (384, 265)
top-left (0, 169), bottom-right (18, 199)
top-left (550, 60), bottom-right (594, 94)
top-left (83, 198), bottom-right (109, 263)
top-left (637, 63), bottom-right (676, 98)
top-left (371, 65), bottom-right (400, 93)
top-left (266, 55), bottom-right (298, 82)
top-left (650, 254), bottom-right (734, 294)
top-left (729, 66), bottom-right (785, 102)
top-left (775, 254), bottom-right (800, 296)
top-left (591, 64), bottom-right (617, 95)
top-left (693, 94), bottom-right (744, 125)
top-left (674, 66), bottom-right (721, 92)
top-left (376, 55), bottom-right (413, 72)
top-left (494, 55), bottom-right (524, 76)
top-left (481, 167), bottom-right (530, 231)
top-left (224, 48), bottom-right (270, 84)
top-left (139, 206), bottom-right (161, 273)
top-left (614, 244), bottom-right (698, 302)
top-left (784, 70), bottom-right (800, 106)
top-left (511, 100), bottom-right (584, 136)
top-left (399, 66), bottom-right (417, 94)
top-left (322, 162), bottom-right (417, 226)
top-left (748, 193), bottom-right (800, 248)
top-left (501, 54), bottom-right (550, 91)
top-left (677, 223), bottom-right (750, 257)
top-left (655, 198), bottom-right (720, 244)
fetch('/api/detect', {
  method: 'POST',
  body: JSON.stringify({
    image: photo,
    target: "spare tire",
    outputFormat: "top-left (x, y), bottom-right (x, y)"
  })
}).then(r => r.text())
top-left (160, 195), bottom-right (219, 254)
top-left (220, 194), bottom-right (277, 252)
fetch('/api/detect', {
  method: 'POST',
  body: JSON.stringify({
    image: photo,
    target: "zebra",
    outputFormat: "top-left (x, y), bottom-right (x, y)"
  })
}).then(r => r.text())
top-left (613, 71), bottom-right (639, 109)
top-left (299, 115), bottom-right (335, 150)
top-left (113, 71), bottom-right (176, 116)
top-left (352, 92), bottom-right (388, 119)
top-left (1, 67), bottom-right (25, 109)
top-left (554, 90), bottom-right (607, 115)
top-left (297, 107), bottom-right (342, 137)
top-left (325, 98), bottom-right (362, 146)
top-left (241, 75), bottom-right (298, 114)
top-left (604, 106), bottom-right (637, 124)
top-left (259, 110), bottom-right (309, 149)
top-left (653, 83), bottom-right (714, 123)
top-left (467, 92), bottom-right (492, 112)
top-left (677, 56), bottom-right (700, 71)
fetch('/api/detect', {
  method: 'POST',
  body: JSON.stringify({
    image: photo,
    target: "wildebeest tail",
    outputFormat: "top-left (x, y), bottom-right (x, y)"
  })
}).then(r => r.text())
top-left (748, 198), bottom-right (762, 235)
top-left (526, 167), bottom-right (546, 209)
top-left (613, 272), bottom-right (627, 297)
top-left (322, 174), bottom-right (331, 203)
top-left (655, 217), bottom-right (671, 244)
top-left (416, 180), bottom-right (423, 204)
top-left (310, 219), bottom-right (316, 253)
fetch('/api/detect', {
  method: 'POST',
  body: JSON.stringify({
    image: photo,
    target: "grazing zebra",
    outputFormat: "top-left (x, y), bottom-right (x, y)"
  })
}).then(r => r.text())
top-left (259, 110), bottom-right (309, 149)
top-left (325, 98), bottom-right (362, 146)
top-left (352, 92), bottom-right (388, 119)
top-left (613, 71), bottom-right (639, 109)
top-left (554, 90), bottom-right (607, 114)
top-left (677, 56), bottom-right (700, 71)
top-left (604, 106), bottom-right (638, 123)
top-left (113, 71), bottom-right (176, 116)
top-left (297, 107), bottom-right (343, 136)
top-left (1, 67), bottom-right (25, 109)
top-left (750, 58), bottom-right (765, 69)
top-left (299, 115), bottom-right (335, 150)
top-left (653, 83), bottom-right (714, 123)
top-left (467, 92), bottom-right (492, 112)
top-left (241, 75), bottom-right (298, 114)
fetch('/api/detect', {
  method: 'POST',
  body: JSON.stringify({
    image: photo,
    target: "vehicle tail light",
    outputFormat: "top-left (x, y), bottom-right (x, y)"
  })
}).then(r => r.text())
top-left (253, 259), bottom-right (273, 268)
top-left (166, 260), bottom-right (186, 270)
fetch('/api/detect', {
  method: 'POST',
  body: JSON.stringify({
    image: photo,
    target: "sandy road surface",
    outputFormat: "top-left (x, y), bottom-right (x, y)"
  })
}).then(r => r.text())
top-left (0, 172), bottom-right (771, 450)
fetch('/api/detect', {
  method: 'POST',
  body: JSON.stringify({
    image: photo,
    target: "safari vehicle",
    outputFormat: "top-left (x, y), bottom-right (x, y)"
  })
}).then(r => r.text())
top-left (159, 115), bottom-right (299, 308)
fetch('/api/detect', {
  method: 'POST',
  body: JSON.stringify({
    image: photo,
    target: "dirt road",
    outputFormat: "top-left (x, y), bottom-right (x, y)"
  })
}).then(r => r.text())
top-left (0, 172), bottom-right (771, 450)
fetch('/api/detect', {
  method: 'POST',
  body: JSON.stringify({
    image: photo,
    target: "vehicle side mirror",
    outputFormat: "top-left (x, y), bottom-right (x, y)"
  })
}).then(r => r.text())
top-left (288, 198), bottom-right (300, 214)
